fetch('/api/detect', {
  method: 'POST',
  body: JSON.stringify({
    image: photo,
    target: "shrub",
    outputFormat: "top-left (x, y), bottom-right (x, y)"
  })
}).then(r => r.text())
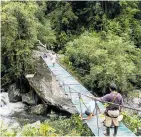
top-left (65, 31), bottom-right (141, 94)
top-left (122, 111), bottom-right (141, 133)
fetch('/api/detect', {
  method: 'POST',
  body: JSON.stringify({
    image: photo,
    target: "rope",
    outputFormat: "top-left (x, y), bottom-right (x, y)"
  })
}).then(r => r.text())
top-left (64, 86), bottom-right (141, 112)
top-left (41, 55), bottom-right (141, 137)
top-left (58, 76), bottom-right (140, 111)
top-left (66, 65), bottom-right (141, 76)
top-left (78, 93), bottom-right (89, 110)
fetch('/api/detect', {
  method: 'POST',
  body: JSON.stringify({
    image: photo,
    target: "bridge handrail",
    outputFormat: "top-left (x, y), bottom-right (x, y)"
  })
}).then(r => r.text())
top-left (41, 55), bottom-right (141, 112)
top-left (41, 55), bottom-right (140, 136)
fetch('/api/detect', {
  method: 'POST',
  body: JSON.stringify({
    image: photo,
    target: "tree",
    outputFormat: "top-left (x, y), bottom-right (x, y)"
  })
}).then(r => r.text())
top-left (65, 31), bottom-right (141, 94)
top-left (46, 1), bottom-right (78, 51)
top-left (105, 1), bottom-right (141, 48)
top-left (1, 1), bottom-right (56, 86)
top-left (35, 1), bottom-right (56, 49)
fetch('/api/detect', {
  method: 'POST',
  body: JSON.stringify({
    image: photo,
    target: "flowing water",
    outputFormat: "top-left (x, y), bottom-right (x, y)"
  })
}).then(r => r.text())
top-left (0, 92), bottom-right (25, 115)
top-left (0, 92), bottom-right (48, 129)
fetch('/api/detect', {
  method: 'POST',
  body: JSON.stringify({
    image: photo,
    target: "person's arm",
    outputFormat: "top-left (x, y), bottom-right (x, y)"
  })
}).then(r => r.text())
top-left (88, 96), bottom-right (101, 101)
top-left (92, 95), bottom-right (109, 103)
top-left (93, 96), bottom-right (101, 101)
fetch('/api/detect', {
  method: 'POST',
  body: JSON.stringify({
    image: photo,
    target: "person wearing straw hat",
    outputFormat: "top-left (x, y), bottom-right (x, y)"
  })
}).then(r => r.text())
top-left (93, 83), bottom-right (123, 136)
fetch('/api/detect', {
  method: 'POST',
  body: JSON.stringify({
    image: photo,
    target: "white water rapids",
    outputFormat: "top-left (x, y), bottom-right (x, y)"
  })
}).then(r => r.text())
top-left (0, 92), bottom-right (25, 128)
top-left (0, 92), bottom-right (25, 116)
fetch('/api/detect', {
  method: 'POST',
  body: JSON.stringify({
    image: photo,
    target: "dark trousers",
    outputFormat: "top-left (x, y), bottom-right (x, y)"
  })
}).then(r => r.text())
top-left (106, 126), bottom-right (118, 136)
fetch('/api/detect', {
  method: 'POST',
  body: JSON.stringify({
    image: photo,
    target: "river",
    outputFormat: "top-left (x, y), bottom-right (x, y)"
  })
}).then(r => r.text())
top-left (0, 92), bottom-right (48, 129)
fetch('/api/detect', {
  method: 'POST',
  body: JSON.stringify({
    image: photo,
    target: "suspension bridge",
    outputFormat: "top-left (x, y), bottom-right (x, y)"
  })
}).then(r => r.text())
top-left (41, 53), bottom-right (137, 137)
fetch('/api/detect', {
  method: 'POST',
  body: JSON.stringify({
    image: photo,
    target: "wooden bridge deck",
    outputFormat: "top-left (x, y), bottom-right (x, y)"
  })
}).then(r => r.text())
top-left (42, 55), bottom-right (136, 137)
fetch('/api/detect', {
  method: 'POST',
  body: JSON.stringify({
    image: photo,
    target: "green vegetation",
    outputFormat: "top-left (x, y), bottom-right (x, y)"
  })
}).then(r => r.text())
top-left (2, 1), bottom-right (141, 93)
top-left (64, 31), bottom-right (141, 94)
top-left (0, 121), bottom-right (17, 136)
top-left (0, 115), bottom-right (93, 136)
top-left (122, 111), bottom-right (141, 133)
top-left (1, 1), bottom-right (56, 86)
top-left (49, 115), bottom-right (93, 136)
top-left (2, 1), bottom-right (141, 92)
top-left (1, 1), bottom-right (141, 135)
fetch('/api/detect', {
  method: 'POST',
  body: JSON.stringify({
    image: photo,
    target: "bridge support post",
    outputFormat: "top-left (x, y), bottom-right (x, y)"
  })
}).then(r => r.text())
top-left (94, 99), bottom-right (99, 136)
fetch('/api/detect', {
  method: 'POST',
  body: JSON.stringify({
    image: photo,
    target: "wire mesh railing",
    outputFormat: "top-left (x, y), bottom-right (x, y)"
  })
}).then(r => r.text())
top-left (41, 55), bottom-right (141, 136)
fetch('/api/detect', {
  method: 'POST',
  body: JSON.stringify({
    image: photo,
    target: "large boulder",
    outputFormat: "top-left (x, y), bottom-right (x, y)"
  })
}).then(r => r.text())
top-left (8, 83), bottom-right (22, 102)
top-left (22, 90), bottom-right (37, 105)
top-left (30, 104), bottom-right (47, 115)
top-left (26, 47), bottom-right (77, 114)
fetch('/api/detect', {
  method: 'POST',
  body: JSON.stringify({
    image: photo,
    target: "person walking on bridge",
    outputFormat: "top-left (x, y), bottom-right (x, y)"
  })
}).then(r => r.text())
top-left (93, 83), bottom-right (123, 136)
top-left (51, 52), bottom-right (57, 67)
top-left (79, 101), bottom-right (95, 120)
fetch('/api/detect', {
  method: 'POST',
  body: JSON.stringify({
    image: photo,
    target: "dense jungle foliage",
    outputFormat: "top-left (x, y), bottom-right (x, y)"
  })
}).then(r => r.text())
top-left (1, 1), bottom-right (141, 135)
top-left (1, 1), bottom-right (56, 86)
top-left (2, 1), bottom-right (141, 94)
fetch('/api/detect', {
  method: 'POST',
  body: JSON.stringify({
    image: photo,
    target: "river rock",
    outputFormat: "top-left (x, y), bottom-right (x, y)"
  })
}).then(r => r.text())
top-left (26, 47), bottom-right (77, 114)
top-left (30, 104), bottom-right (47, 115)
top-left (48, 113), bottom-right (59, 120)
top-left (22, 91), bottom-right (36, 105)
top-left (8, 83), bottom-right (22, 102)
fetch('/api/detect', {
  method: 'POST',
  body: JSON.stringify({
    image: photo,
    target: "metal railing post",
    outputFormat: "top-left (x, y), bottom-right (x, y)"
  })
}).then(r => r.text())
top-left (78, 93), bottom-right (83, 114)
top-left (94, 99), bottom-right (99, 136)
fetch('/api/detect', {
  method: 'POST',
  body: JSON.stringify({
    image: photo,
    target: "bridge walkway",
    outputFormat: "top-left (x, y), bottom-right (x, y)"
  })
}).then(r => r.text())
top-left (41, 55), bottom-right (136, 137)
